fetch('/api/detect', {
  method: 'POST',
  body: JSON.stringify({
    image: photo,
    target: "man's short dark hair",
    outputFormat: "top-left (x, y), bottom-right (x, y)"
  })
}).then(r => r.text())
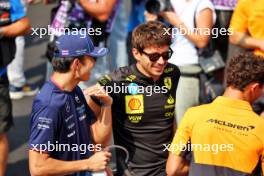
top-left (52, 56), bottom-right (85, 73)
top-left (226, 52), bottom-right (264, 90)
top-left (131, 21), bottom-right (171, 51)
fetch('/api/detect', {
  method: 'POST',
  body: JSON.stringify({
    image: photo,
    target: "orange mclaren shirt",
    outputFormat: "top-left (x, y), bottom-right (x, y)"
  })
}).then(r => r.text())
top-left (170, 96), bottom-right (264, 176)
top-left (230, 0), bottom-right (264, 57)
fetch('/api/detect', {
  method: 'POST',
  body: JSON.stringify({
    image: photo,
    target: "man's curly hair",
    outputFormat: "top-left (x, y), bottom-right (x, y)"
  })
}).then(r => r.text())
top-left (226, 52), bottom-right (264, 91)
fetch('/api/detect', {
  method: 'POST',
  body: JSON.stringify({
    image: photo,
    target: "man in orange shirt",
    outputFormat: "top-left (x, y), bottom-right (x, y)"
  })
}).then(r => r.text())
top-left (229, 0), bottom-right (264, 57)
top-left (166, 52), bottom-right (264, 176)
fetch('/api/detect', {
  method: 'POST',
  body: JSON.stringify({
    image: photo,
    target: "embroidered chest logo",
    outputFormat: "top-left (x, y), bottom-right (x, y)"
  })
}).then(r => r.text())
top-left (164, 77), bottom-right (172, 90)
top-left (164, 95), bottom-right (175, 109)
top-left (125, 95), bottom-right (144, 114)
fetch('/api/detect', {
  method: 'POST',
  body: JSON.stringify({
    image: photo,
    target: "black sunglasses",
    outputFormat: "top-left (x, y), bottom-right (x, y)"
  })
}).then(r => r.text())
top-left (140, 48), bottom-right (173, 62)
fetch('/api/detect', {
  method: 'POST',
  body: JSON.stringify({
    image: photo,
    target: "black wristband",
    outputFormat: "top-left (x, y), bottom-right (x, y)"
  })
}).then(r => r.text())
top-left (90, 95), bottom-right (103, 106)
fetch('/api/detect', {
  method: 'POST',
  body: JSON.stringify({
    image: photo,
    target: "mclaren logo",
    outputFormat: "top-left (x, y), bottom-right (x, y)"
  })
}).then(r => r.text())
top-left (207, 119), bottom-right (255, 131)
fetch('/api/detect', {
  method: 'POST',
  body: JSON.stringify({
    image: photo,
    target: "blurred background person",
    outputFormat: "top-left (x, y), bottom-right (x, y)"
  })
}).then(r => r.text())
top-left (108, 0), bottom-right (129, 71)
top-left (7, 0), bottom-right (39, 100)
top-left (229, 0), bottom-right (264, 117)
top-left (160, 0), bottom-right (216, 123)
top-left (209, 0), bottom-right (237, 85)
top-left (211, 0), bottom-right (237, 60)
top-left (229, 0), bottom-right (264, 57)
top-left (0, 0), bottom-right (30, 175)
top-left (126, 0), bottom-right (148, 65)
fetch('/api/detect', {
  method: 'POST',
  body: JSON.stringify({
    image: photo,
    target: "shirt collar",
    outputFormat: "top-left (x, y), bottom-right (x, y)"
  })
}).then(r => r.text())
top-left (130, 64), bottom-right (168, 85)
top-left (213, 96), bottom-right (253, 111)
top-left (49, 78), bottom-right (75, 94)
top-left (130, 64), bottom-right (155, 84)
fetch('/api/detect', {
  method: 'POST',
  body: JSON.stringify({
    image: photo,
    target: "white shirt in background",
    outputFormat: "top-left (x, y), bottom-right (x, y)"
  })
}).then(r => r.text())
top-left (169, 0), bottom-right (216, 66)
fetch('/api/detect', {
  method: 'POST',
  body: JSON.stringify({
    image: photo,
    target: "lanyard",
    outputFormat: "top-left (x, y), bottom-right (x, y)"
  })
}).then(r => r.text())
top-left (0, 67), bottom-right (7, 77)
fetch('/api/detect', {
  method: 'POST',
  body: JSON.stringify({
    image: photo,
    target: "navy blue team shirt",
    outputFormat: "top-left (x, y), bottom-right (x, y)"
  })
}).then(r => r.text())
top-left (29, 80), bottom-right (96, 176)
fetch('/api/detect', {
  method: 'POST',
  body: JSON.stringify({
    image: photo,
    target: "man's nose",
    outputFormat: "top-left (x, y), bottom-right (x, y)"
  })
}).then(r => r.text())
top-left (156, 56), bottom-right (166, 64)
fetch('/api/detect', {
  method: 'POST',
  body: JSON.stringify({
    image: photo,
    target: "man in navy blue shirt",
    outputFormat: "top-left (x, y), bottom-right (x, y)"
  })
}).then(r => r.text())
top-left (29, 34), bottom-right (113, 176)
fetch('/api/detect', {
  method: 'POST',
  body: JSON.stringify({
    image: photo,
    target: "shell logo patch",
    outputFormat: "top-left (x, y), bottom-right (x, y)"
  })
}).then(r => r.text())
top-left (128, 98), bottom-right (141, 110)
top-left (125, 95), bottom-right (144, 114)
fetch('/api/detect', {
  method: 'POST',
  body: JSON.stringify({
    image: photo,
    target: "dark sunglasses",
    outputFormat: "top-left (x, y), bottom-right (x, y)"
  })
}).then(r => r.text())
top-left (140, 48), bottom-right (173, 62)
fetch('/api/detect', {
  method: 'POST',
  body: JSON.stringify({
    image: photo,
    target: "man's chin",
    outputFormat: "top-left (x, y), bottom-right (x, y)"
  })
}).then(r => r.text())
top-left (153, 66), bottom-right (165, 73)
top-left (153, 68), bottom-right (164, 75)
top-left (152, 71), bottom-right (163, 77)
top-left (80, 74), bottom-right (90, 82)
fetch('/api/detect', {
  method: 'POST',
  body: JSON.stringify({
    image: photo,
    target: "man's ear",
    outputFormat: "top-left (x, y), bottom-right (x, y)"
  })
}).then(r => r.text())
top-left (132, 48), bottom-right (142, 62)
top-left (250, 82), bottom-right (261, 92)
top-left (71, 58), bottom-right (79, 71)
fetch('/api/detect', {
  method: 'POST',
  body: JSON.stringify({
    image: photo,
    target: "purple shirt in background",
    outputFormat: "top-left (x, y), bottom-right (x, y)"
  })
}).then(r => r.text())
top-left (211, 0), bottom-right (237, 10)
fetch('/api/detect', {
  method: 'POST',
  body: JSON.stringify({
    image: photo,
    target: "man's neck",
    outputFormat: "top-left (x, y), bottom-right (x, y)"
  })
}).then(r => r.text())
top-left (135, 63), bottom-right (160, 81)
top-left (51, 72), bottom-right (79, 92)
top-left (223, 86), bottom-right (250, 103)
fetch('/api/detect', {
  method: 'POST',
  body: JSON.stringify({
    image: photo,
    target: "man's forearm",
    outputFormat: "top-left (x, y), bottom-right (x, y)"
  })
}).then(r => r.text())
top-left (29, 151), bottom-right (90, 176)
top-left (92, 106), bottom-right (112, 146)
top-left (166, 153), bottom-right (189, 176)
top-left (32, 158), bottom-right (87, 176)
top-left (1, 17), bottom-right (30, 37)
top-left (230, 31), bottom-right (264, 50)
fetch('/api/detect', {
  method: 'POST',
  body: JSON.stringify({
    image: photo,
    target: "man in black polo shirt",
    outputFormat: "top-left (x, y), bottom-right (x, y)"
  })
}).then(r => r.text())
top-left (85, 21), bottom-right (180, 176)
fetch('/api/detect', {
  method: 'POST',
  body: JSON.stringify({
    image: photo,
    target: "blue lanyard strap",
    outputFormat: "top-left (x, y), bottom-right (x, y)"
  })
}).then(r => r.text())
top-left (0, 67), bottom-right (7, 77)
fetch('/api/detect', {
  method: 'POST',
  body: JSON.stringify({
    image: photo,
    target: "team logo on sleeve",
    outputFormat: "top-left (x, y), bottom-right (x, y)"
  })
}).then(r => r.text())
top-left (164, 77), bottom-right (172, 90)
top-left (37, 117), bottom-right (52, 130)
top-left (164, 67), bottom-right (174, 73)
top-left (125, 75), bottom-right (137, 82)
top-left (98, 75), bottom-right (111, 86)
top-left (125, 95), bottom-right (144, 114)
